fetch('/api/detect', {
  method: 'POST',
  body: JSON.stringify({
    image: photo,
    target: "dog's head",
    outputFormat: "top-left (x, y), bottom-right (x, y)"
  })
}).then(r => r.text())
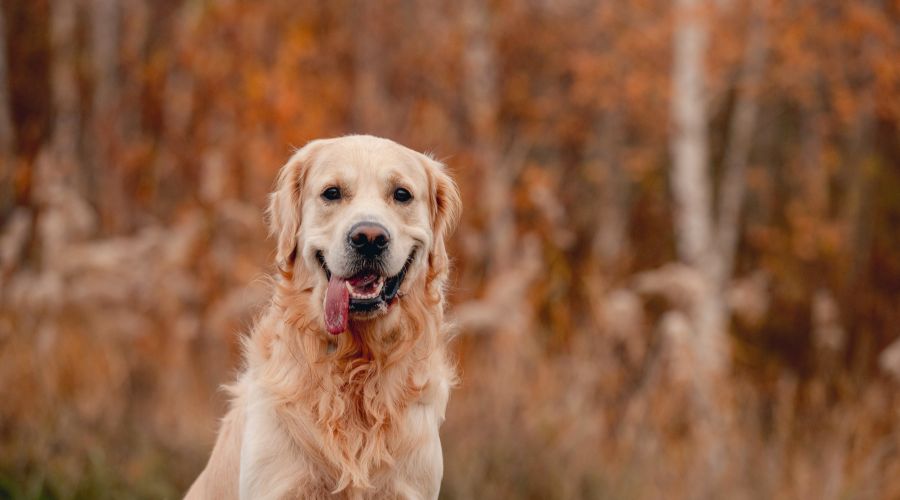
top-left (267, 135), bottom-right (460, 335)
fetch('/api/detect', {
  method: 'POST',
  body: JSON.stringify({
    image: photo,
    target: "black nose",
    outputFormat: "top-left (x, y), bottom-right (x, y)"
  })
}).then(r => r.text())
top-left (348, 222), bottom-right (390, 258)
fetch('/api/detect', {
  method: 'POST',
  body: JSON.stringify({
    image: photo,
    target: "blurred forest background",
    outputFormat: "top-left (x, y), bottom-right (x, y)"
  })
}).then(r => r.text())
top-left (1, 0), bottom-right (899, 498)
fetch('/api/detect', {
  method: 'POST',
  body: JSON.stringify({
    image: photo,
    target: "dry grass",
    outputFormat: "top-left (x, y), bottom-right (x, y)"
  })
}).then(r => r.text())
top-left (2, 202), bottom-right (898, 499)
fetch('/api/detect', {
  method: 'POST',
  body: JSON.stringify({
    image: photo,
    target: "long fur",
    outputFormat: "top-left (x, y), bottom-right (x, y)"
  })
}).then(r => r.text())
top-left (186, 136), bottom-right (460, 499)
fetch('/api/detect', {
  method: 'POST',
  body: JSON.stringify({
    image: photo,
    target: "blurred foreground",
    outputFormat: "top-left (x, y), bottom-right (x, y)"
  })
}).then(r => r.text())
top-left (1, 1), bottom-right (900, 498)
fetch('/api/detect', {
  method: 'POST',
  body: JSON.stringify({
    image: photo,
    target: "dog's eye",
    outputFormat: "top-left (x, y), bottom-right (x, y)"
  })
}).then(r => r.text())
top-left (393, 188), bottom-right (412, 203)
top-left (321, 187), bottom-right (342, 201)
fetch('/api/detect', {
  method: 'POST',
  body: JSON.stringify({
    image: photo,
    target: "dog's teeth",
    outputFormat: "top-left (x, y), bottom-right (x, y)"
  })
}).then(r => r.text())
top-left (346, 277), bottom-right (385, 300)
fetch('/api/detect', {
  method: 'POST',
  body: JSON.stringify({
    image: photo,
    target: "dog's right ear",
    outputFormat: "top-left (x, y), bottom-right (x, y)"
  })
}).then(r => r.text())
top-left (266, 142), bottom-right (322, 276)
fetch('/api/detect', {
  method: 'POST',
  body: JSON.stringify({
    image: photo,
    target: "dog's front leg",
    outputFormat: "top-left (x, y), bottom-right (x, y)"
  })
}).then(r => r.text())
top-left (238, 392), bottom-right (310, 499)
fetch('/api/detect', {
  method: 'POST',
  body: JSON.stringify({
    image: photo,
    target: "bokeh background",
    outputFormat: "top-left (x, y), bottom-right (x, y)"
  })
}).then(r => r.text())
top-left (1, 0), bottom-right (900, 498)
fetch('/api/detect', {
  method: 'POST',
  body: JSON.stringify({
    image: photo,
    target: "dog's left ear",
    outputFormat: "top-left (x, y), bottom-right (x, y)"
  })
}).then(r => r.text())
top-left (267, 141), bottom-right (322, 276)
top-left (424, 155), bottom-right (461, 286)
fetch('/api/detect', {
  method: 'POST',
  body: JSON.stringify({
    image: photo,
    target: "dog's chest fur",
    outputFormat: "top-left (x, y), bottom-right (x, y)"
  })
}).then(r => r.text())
top-left (236, 307), bottom-right (451, 499)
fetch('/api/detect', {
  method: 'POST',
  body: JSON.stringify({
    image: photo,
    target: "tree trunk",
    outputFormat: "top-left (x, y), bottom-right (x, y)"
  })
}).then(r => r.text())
top-left (670, 0), bottom-right (727, 373)
top-left (0, 5), bottom-right (13, 162)
top-left (120, 0), bottom-right (148, 142)
top-left (671, 0), bottom-right (713, 271)
top-left (670, 0), bottom-right (728, 492)
top-left (590, 107), bottom-right (629, 269)
top-left (0, 5), bottom-right (16, 216)
top-left (462, 0), bottom-right (511, 273)
top-left (352, 0), bottom-right (392, 135)
top-left (152, 3), bottom-right (196, 210)
top-left (801, 107), bottom-right (827, 219)
top-left (90, 0), bottom-right (125, 233)
top-left (840, 0), bottom-right (882, 282)
top-left (49, 0), bottom-right (80, 170)
top-left (716, 6), bottom-right (768, 286)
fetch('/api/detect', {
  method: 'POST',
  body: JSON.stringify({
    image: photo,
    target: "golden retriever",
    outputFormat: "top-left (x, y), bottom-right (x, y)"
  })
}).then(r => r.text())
top-left (185, 135), bottom-right (461, 499)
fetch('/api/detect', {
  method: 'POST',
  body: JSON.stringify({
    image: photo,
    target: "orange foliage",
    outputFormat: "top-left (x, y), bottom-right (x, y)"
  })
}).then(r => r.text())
top-left (1, 0), bottom-right (899, 498)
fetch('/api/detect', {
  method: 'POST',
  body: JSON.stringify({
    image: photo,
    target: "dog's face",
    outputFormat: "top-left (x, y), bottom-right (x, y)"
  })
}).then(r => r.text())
top-left (268, 135), bottom-right (460, 335)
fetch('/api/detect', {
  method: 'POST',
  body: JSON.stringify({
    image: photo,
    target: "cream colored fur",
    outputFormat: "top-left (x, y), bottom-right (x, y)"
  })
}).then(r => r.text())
top-left (185, 135), bottom-right (461, 499)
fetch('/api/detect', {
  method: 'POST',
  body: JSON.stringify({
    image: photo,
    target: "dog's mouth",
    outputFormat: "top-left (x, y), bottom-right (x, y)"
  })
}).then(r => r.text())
top-left (316, 250), bottom-right (415, 335)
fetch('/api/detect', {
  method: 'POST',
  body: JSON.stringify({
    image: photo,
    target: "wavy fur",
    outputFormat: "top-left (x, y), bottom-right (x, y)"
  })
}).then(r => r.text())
top-left (186, 136), bottom-right (460, 499)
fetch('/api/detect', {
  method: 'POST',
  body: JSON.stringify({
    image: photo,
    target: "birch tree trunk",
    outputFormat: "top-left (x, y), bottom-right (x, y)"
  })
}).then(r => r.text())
top-left (670, 0), bottom-right (729, 491)
top-left (670, 0), bottom-right (727, 374)
top-left (671, 0), bottom-right (713, 270)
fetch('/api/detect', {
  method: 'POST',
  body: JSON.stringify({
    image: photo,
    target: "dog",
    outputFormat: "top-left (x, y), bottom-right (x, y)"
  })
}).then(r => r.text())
top-left (185, 135), bottom-right (461, 499)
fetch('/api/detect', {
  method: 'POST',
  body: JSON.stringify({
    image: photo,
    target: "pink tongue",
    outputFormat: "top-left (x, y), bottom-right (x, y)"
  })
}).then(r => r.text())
top-left (348, 272), bottom-right (378, 287)
top-left (324, 275), bottom-right (349, 335)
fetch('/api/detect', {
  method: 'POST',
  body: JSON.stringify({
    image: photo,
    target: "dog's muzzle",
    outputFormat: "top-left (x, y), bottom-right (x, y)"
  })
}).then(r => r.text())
top-left (317, 248), bottom-right (415, 336)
